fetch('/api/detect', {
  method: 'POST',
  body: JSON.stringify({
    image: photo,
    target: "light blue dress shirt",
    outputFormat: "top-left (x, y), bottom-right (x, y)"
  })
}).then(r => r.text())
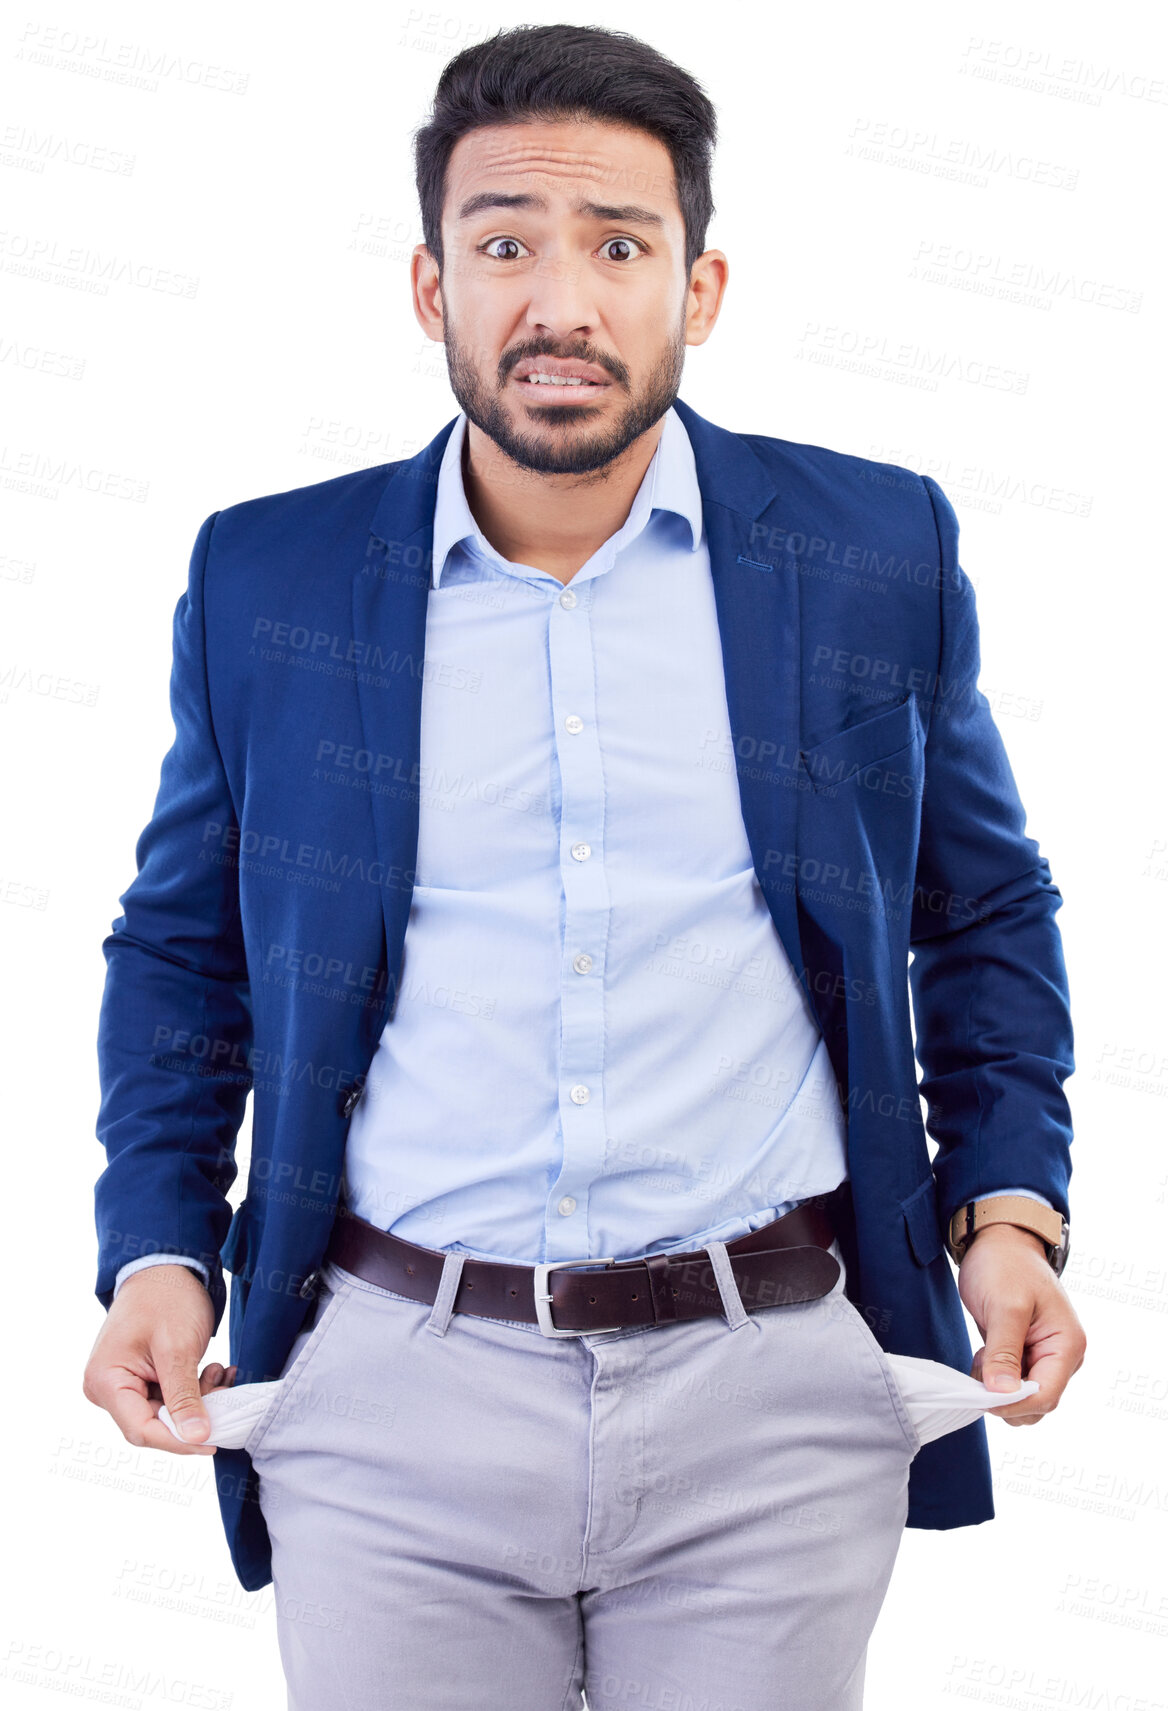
top-left (113, 406), bottom-right (1051, 1297)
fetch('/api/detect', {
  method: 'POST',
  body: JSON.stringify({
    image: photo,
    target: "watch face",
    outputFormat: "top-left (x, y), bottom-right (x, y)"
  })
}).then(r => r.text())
top-left (1050, 1221), bottom-right (1070, 1277)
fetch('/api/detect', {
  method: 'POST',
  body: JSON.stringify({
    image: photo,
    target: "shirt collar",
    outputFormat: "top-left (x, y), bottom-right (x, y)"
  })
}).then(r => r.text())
top-left (429, 403), bottom-right (703, 589)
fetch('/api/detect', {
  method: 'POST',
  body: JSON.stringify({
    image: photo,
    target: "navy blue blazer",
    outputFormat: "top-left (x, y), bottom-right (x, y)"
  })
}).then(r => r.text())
top-left (94, 396), bottom-right (1074, 1591)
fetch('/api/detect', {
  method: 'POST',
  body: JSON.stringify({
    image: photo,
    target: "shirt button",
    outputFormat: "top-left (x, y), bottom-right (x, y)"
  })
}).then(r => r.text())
top-left (569, 1084), bottom-right (590, 1105)
top-left (570, 842), bottom-right (591, 861)
top-left (557, 1196), bottom-right (576, 1216)
top-left (572, 952), bottom-right (593, 974)
top-left (559, 589), bottom-right (578, 609)
top-left (564, 714), bottom-right (584, 734)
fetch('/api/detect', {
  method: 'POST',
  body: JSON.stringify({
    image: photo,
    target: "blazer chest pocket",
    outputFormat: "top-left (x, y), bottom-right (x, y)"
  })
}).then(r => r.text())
top-left (799, 694), bottom-right (921, 795)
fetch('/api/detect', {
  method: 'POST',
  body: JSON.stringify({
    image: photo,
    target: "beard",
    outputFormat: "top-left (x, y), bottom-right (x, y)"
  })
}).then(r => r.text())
top-left (441, 299), bottom-right (688, 478)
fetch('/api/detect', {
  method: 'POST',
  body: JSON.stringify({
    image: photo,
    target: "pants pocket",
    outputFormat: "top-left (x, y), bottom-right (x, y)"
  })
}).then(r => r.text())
top-left (881, 1351), bottom-right (1040, 1446)
top-left (241, 1272), bottom-right (351, 1460)
top-left (821, 1255), bottom-right (921, 1460)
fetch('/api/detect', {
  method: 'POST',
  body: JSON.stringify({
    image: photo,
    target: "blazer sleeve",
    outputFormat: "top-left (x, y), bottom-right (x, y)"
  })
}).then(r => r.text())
top-left (93, 511), bottom-right (252, 1334)
top-left (909, 475), bottom-right (1074, 1235)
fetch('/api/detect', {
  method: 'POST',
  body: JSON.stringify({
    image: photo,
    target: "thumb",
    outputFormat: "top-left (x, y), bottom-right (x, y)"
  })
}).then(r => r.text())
top-left (155, 1345), bottom-right (212, 1442)
top-left (978, 1299), bottom-right (1032, 1392)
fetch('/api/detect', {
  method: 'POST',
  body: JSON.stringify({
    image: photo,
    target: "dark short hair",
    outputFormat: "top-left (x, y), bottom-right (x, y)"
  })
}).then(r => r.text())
top-left (413, 23), bottom-right (718, 279)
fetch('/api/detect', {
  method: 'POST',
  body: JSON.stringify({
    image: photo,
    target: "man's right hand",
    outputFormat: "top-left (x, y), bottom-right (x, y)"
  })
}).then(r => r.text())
top-left (83, 1264), bottom-right (237, 1456)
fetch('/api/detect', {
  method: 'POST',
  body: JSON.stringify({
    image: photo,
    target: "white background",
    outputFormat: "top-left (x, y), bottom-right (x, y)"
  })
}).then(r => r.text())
top-left (2, 0), bottom-right (1166, 1706)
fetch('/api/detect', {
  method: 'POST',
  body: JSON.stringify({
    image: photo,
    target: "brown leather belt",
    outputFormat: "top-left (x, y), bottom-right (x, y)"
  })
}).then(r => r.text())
top-left (322, 1182), bottom-right (850, 1337)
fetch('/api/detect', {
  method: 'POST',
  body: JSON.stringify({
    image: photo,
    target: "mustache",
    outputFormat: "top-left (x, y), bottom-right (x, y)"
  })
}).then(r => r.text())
top-left (500, 346), bottom-right (628, 386)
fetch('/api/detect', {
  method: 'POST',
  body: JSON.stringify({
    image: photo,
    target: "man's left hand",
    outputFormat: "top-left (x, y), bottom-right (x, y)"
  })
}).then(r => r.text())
top-left (957, 1222), bottom-right (1087, 1425)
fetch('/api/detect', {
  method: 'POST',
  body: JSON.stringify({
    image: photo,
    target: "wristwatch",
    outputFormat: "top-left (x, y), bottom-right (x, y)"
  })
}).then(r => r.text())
top-left (946, 1196), bottom-right (1070, 1276)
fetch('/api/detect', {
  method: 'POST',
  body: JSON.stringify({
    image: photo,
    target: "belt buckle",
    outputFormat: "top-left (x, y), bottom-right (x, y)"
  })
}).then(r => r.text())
top-left (533, 1256), bottom-right (621, 1338)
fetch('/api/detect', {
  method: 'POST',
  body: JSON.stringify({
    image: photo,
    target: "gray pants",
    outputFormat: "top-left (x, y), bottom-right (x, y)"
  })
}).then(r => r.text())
top-left (244, 1235), bottom-right (919, 1709)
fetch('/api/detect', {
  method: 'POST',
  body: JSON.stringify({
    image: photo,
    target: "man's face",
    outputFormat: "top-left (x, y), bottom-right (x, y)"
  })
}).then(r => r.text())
top-left (423, 119), bottom-right (695, 476)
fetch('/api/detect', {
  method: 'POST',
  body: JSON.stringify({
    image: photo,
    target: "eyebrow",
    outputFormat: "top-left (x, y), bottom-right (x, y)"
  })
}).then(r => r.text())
top-left (456, 191), bottom-right (665, 229)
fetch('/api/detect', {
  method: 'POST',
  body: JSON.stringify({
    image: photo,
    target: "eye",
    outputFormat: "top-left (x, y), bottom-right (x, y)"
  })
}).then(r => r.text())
top-left (479, 236), bottom-right (529, 261)
top-left (599, 237), bottom-right (643, 263)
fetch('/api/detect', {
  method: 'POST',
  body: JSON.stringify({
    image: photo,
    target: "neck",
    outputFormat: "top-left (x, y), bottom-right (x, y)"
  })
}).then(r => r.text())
top-left (461, 416), bottom-right (667, 586)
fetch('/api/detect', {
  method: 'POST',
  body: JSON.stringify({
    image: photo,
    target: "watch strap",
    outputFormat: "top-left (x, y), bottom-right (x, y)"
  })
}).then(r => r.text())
top-left (947, 1195), bottom-right (1067, 1267)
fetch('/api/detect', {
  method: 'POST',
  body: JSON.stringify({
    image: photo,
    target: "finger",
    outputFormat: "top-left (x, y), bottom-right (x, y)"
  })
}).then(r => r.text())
top-left (977, 1297), bottom-right (1035, 1393)
top-left (991, 1345), bottom-right (1074, 1418)
top-left (106, 1376), bottom-right (217, 1455)
top-left (138, 1413), bottom-right (219, 1455)
top-left (989, 1398), bottom-right (1046, 1421)
top-left (980, 1335), bottom-right (1077, 1420)
top-left (154, 1343), bottom-right (213, 1444)
top-left (199, 1363), bottom-right (226, 1394)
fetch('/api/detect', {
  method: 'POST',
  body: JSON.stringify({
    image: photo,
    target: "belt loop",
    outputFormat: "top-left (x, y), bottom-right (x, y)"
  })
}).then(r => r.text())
top-left (426, 1250), bottom-right (466, 1337)
top-left (705, 1240), bottom-right (750, 1330)
top-left (643, 1252), bottom-right (680, 1324)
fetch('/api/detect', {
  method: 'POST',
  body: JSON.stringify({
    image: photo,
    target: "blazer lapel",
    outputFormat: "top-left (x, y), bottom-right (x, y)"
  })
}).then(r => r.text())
top-left (672, 399), bottom-right (803, 981)
top-left (351, 419), bottom-right (456, 1026)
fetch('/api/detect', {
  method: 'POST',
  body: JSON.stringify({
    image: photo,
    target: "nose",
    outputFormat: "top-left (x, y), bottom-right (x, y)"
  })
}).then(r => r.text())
top-left (522, 255), bottom-right (598, 345)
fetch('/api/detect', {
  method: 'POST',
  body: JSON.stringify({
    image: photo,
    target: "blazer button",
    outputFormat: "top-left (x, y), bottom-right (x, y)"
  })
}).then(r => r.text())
top-left (299, 1269), bottom-right (321, 1300)
top-left (338, 1084), bottom-right (362, 1118)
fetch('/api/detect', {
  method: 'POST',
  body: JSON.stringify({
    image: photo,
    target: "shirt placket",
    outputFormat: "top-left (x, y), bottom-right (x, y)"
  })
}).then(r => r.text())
top-left (544, 570), bottom-right (613, 1261)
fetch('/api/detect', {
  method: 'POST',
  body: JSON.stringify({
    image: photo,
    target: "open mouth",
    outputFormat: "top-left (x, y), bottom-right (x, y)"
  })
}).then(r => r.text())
top-left (510, 372), bottom-right (612, 403)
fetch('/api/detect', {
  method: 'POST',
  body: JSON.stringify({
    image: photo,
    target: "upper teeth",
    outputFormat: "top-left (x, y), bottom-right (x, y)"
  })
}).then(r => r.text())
top-left (524, 373), bottom-right (591, 385)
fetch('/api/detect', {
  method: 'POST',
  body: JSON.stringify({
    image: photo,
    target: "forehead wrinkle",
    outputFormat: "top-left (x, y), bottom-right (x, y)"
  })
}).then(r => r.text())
top-left (457, 148), bottom-right (641, 186)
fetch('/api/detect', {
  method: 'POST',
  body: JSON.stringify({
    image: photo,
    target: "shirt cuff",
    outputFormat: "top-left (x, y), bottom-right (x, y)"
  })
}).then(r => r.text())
top-left (972, 1188), bottom-right (1056, 1210)
top-left (112, 1253), bottom-right (212, 1302)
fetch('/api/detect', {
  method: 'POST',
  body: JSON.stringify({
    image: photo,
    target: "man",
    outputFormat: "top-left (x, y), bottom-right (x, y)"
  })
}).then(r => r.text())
top-left (84, 22), bottom-right (1084, 1710)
